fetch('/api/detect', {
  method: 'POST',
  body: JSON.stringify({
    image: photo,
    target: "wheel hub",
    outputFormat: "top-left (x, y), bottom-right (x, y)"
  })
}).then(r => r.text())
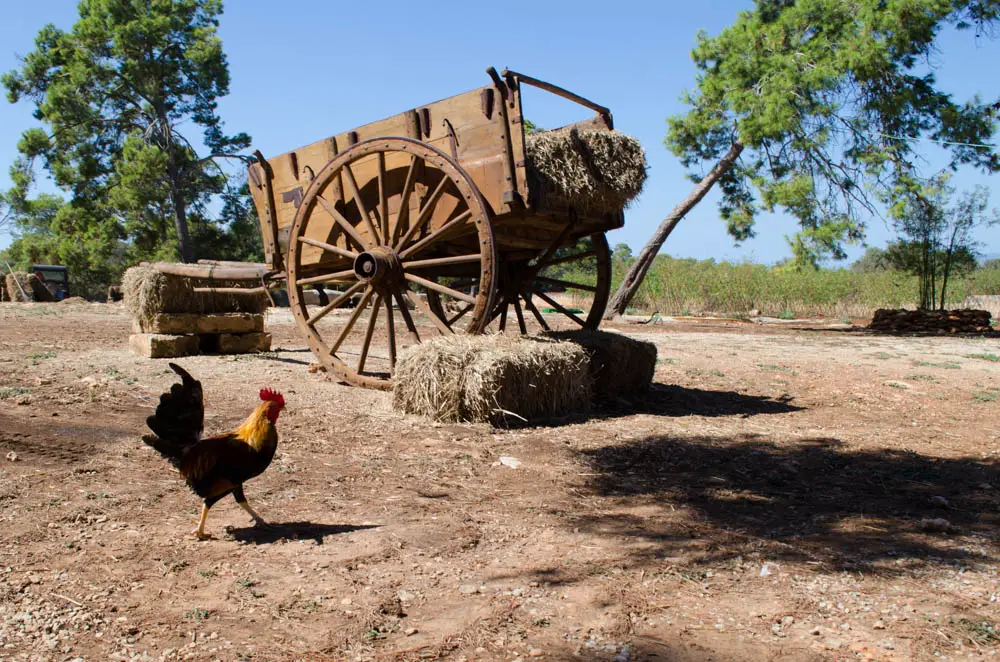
top-left (353, 247), bottom-right (403, 287)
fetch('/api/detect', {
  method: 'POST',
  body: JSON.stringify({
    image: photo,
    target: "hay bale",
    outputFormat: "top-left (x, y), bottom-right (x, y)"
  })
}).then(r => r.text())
top-left (526, 128), bottom-right (648, 215)
top-left (4, 272), bottom-right (53, 302)
top-left (545, 330), bottom-right (657, 399)
top-left (122, 266), bottom-right (267, 327)
top-left (393, 334), bottom-right (591, 424)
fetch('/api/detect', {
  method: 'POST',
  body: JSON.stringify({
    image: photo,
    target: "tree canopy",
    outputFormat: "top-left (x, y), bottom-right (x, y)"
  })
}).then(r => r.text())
top-left (2, 0), bottom-right (257, 292)
top-left (667, 0), bottom-right (999, 266)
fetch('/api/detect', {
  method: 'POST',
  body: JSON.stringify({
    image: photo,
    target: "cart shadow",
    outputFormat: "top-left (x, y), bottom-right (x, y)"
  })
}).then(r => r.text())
top-left (571, 433), bottom-right (1000, 575)
top-left (226, 521), bottom-right (380, 545)
top-left (517, 383), bottom-right (803, 428)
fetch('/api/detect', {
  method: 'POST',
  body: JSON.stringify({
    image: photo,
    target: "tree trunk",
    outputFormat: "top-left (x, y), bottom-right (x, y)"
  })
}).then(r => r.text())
top-left (170, 180), bottom-right (194, 263)
top-left (604, 141), bottom-right (744, 320)
top-left (157, 106), bottom-right (194, 263)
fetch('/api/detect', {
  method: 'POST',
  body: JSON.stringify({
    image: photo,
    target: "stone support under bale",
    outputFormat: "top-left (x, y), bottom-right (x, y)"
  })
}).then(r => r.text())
top-left (133, 312), bottom-right (264, 335)
top-left (216, 332), bottom-right (272, 354)
top-left (128, 333), bottom-right (201, 359)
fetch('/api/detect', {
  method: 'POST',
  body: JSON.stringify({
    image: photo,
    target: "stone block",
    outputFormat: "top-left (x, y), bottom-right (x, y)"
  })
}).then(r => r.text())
top-left (133, 313), bottom-right (264, 335)
top-left (128, 333), bottom-right (200, 359)
top-left (215, 332), bottom-right (272, 354)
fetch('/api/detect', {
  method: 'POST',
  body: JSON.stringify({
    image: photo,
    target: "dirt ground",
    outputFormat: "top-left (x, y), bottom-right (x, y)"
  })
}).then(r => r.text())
top-left (1, 301), bottom-right (998, 662)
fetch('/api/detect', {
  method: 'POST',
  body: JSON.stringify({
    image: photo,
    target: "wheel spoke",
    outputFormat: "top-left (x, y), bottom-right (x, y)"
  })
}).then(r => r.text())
top-left (395, 175), bottom-right (451, 252)
top-left (523, 295), bottom-right (551, 331)
top-left (330, 287), bottom-right (375, 355)
top-left (402, 253), bottom-right (482, 270)
top-left (540, 249), bottom-right (597, 268)
top-left (533, 289), bottom-right (587, 327)
top-left (514, 298), bottom-right (527, 334)
top-left (406, 290), bottom-right (454, 336)
top-left (392, 154), bottom-right (418, 247)
top-left (316, 194), bottom-right (371, 250)
top-left (306, 281), bottom-right (365, 326)
top-left (394, 290), bottom-right (420, 343)
top-left (398, 210), bottom-right (473, 260)
top-left (299, 235), bottom-right (358, 261)
top-left (447, 304), bottom-right (473, 326)
top-left (404, 273), bottom-right (477, 305)
top-left (535, 276), bottom-right (598, 293)
top-left (385, 296), bottom-right (397, 370)
top-left (377, 152), bottom-right (389, 245)
top-left (532, 221), bottom-right (575, 271)
top-left (343, 162), bottom-right (380, 245)
top-left (357, 293), bottom-right (382, 374)
top-left (296, 269), bottom-right (355, 287)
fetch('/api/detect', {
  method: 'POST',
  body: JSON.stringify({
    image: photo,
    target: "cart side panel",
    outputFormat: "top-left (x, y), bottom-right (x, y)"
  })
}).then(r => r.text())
top-left (248, 84), bottom-right (527, 270)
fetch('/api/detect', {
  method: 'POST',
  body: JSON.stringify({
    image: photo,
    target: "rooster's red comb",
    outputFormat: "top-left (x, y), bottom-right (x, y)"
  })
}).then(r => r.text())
top-left (260, 387), bottom-right (285, 407)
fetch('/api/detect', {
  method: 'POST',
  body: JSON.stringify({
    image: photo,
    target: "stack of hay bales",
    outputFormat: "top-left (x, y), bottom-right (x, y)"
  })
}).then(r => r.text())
top-left (3, 272), bottom-right (54, 302)
top-left (525, 127), bottom-right (648, 215)
top-left (393, 330), bottom-right (657, 424)
top-left (869, 308), bottom-right (993, 334)
top-left (123, 266), bottom-right (270, 358)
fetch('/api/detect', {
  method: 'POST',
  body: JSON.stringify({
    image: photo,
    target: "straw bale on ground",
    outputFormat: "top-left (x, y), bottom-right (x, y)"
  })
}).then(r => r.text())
top-left (122, 266), bottom-right (267, 326)
top-left (4, 272), bottom-right (53, 302)
top-left (526, 128), bottom-right (647, 215)
top-left (545, 330), bottom-right (657, 399)
top-left (393, 334), bottom-right (591, 424)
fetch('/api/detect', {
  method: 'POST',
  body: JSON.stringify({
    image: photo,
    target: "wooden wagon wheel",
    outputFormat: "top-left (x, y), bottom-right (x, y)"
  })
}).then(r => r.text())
top-left (287, 137), bottom-right (497, 390)
top-left (427, 231), bottom-right (612, 333)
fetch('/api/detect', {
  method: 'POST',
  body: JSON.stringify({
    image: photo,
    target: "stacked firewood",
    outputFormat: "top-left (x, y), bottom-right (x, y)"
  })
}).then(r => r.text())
top-left (868, 308), bottom-right (993, 334)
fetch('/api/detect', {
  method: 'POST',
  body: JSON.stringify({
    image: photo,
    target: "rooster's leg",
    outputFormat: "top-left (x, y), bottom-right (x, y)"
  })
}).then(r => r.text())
top-left (233, 485), bottom-right (270, 527)
top-left (193, 493), bottom-right (227, 540)
top-left (193, 504), bottom-right (212, 540)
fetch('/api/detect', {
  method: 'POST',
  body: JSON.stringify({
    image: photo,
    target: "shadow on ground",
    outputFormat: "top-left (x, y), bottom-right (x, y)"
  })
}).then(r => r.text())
top-left (226, 521), bottom-right (379, 545)
top-left (573, 433), bottom-right (1000, 574)
top-left (515, 384), bottom-right (804, 429)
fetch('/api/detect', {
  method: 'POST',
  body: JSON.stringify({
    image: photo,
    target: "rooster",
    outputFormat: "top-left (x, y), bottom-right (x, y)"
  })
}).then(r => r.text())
top-left (142, 363), bottom-right (285, 540)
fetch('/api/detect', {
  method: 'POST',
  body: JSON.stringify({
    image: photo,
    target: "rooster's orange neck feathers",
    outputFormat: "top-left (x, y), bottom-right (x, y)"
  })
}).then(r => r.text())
top-left (234, 402), bottom-right (280, 451)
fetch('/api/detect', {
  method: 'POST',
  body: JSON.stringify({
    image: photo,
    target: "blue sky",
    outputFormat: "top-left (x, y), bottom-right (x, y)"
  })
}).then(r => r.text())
top-left (1, 0), bottom-right (997, 264)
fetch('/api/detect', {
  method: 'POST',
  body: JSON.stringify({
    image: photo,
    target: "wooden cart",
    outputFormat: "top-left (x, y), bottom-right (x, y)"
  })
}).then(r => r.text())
top-left (246, 67), bottom-right (625, 389)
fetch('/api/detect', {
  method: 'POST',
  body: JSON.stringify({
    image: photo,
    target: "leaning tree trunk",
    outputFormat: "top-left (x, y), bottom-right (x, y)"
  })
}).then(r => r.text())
top-left (159, 109), bottom-right (194, 264)
top-left (604, 141), bottom-right (744, 320)
top-left (170, 181), bottom-right (194, 264)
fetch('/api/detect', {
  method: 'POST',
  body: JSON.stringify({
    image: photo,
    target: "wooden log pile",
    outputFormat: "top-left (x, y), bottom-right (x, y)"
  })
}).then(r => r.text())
top-left (868, 308), bottom-right (993, 334)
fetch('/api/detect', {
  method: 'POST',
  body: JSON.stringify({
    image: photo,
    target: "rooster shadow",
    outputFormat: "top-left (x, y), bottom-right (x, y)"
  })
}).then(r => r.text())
top-left (226, 521), bottom-right (380, 545)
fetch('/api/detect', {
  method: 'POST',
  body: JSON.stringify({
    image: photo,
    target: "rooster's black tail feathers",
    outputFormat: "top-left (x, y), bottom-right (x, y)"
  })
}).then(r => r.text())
top-left (142, 362), bottom-right (205, 461)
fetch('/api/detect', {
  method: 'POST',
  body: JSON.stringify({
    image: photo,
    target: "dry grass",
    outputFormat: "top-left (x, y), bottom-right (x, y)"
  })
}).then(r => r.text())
top-left (392, 334), bottom-right (591, 424)
top-left (526, 128), bottom-right (647, 215)
top-left (545, 329), bottom-right (657, 400)
top-left (122, 266), bottom-right (267, 326)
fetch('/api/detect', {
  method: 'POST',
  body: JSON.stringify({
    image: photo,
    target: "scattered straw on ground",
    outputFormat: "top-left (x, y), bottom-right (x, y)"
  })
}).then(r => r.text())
top-left (545, 329), bottom-right (657, 399)
top-left (393, 334), bottom-right (591, 424)
top-left (526, 128), bottom-right (647, 215)
top-left (122, 266), bottom-right (267, 326)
